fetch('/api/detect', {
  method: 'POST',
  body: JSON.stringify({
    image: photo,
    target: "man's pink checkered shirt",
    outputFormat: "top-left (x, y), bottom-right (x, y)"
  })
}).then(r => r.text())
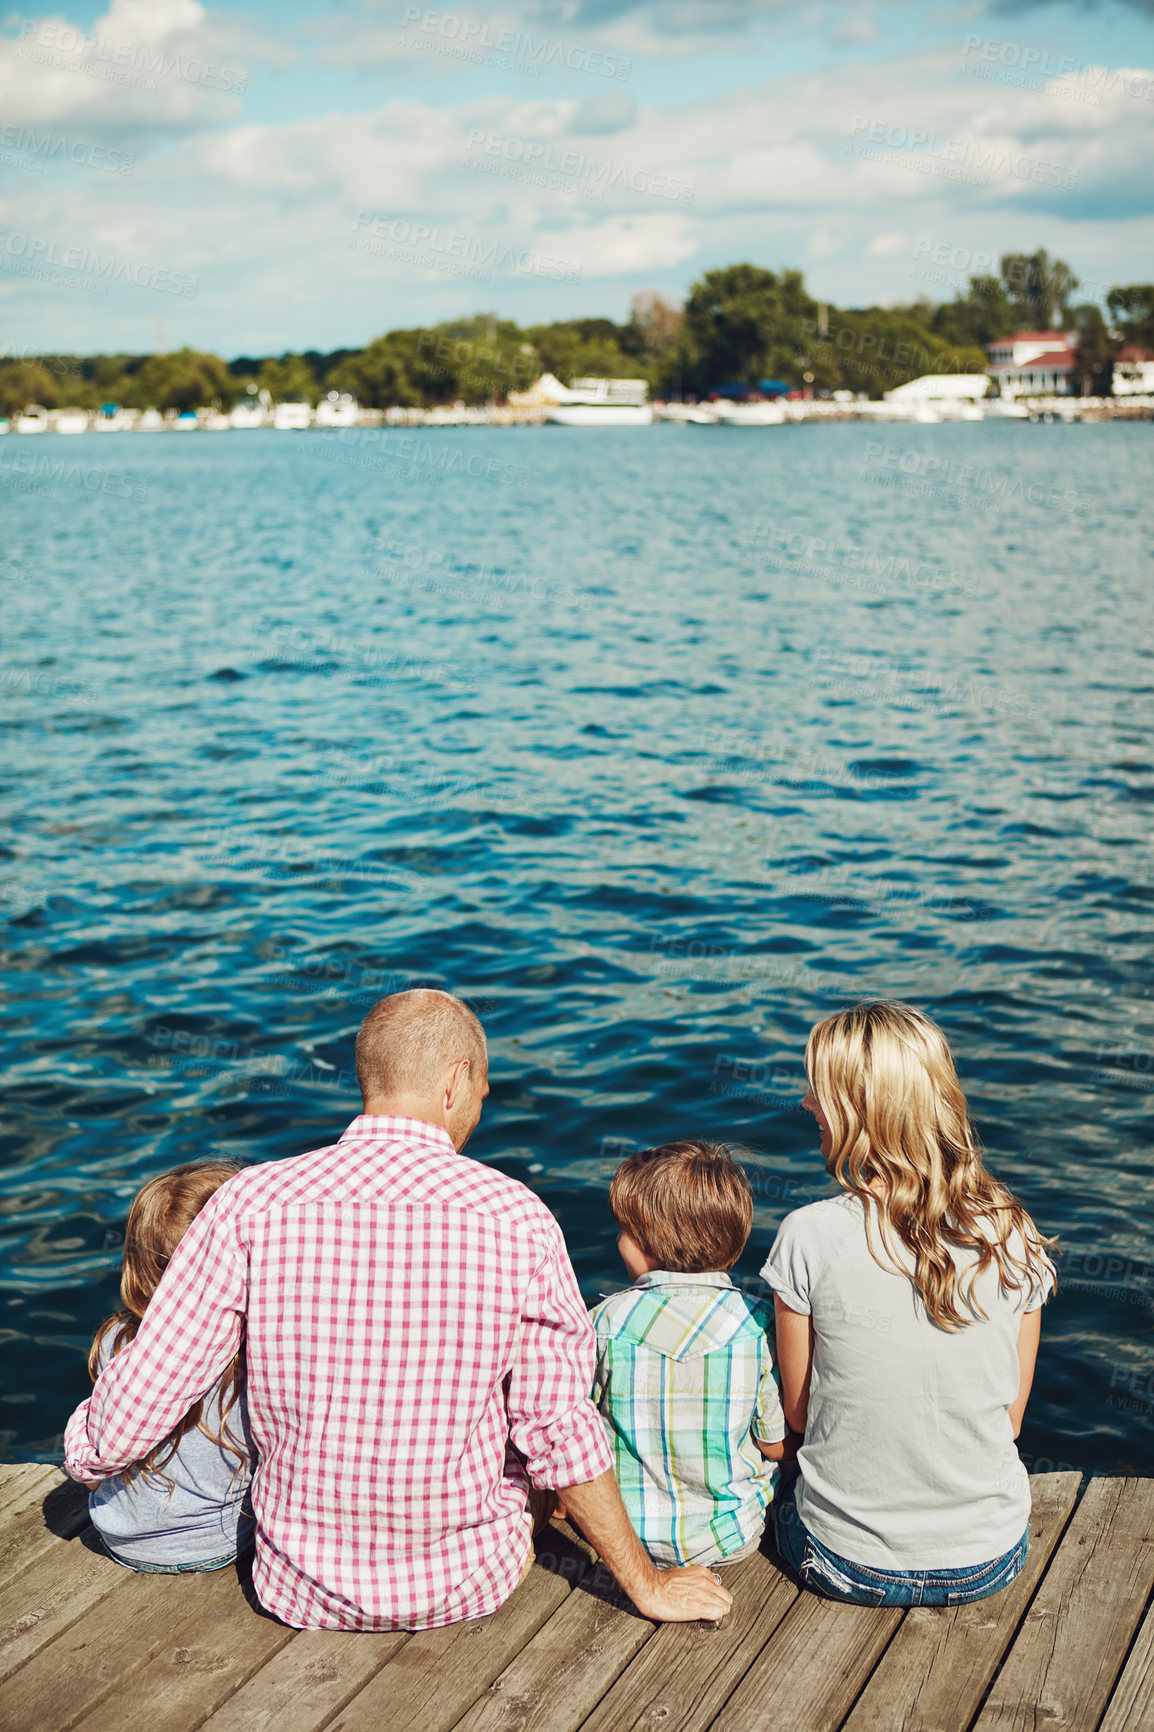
top-left (65, 1115), bottom-right (613, 1630)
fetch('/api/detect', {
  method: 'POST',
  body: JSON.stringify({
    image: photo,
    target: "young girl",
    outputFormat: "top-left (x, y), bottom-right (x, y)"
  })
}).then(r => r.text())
top-left (84, 1161), bottom-right (253, 1573)
top-left (764, 1001), bottom-right (1055, 1607)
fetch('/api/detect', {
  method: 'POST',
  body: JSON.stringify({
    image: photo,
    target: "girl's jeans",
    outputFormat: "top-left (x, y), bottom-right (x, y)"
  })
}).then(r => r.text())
top-left (774, 1474), bottom-right (1028, 1607)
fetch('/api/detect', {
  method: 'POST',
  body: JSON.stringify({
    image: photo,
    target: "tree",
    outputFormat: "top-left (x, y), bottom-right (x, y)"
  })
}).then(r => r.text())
top-left (123, 348), bottom-right (234, 412)
top-left (327, 337), bottom-right (418, 408)
top-left (675, 263), bottom-right (820, 394)
top-left (930, 250), bottom-right (1080, 349)
top-left (999, 249), bottom-right (1079, 329)
top-left (930, 275), bottom-right (1015, 348)
top-left (805, 309), bottom-right (986, 396)
top-left (1107, 285), bottom-right (1154, 349)
top-left (524, 320), bottom-right (647, 387)
top-left (403, 316), bottom-right (536, 403)
top-left (628, 291), bottom-right (684, 357)
top-left (258, 354), bottom-right (319, 404)
top-left (1070, 303), bottom-right (1116, 394)
top-left (0, 361), bottom-right (62, 415)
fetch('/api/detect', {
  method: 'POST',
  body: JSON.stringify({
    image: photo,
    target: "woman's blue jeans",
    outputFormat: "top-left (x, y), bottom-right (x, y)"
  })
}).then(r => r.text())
top-left (773, 1475), bottom-right (1028, 1607)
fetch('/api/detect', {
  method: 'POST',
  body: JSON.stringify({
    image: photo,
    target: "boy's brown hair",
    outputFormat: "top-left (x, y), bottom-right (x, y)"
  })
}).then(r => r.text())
top-left (609, 1141), bottom-right (754, 1273)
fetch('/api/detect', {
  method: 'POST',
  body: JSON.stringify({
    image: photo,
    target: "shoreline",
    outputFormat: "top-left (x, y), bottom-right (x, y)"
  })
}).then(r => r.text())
top-left (2, 394), bottom-right (1151, 435)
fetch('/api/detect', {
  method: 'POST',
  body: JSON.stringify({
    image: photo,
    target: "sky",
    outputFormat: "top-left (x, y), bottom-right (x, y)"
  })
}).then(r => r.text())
top-left (0, 0), bottom-right (1152, 357)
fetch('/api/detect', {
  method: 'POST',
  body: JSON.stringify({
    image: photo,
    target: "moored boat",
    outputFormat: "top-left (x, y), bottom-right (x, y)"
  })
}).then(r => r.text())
top-left (13, 404), bottom-right (49, 434)
top-left (544, 377), bottom-right (652, 426)
top-left (273, 401), bottom-right (313, 431)
top-left (712, 400), bottom-right (785, 426)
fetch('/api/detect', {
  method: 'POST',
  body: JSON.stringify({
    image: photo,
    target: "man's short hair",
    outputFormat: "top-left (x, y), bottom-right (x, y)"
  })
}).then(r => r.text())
top-left (355, 990), bottom-right (487, 1103)
top-left (609, 1141), bottom-right (753, 1273)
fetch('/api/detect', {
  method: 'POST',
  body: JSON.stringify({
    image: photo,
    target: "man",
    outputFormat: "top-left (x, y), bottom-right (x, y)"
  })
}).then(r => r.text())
top-left (66, 990), bottom-right (731, 1630)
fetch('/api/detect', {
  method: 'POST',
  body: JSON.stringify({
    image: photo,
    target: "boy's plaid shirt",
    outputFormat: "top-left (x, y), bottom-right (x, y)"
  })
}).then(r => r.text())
top-left (591, 1271), bottom-right (786, 1567)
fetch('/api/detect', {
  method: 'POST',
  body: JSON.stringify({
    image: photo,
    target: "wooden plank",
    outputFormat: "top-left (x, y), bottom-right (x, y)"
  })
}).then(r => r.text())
top-left (0, 1470), bottom-right (91, 1585)
top-left (577, 1549), bottom-right (798, 1732)
top-left (0, 1557), bottom-right (236, 1732)
top-left (70, 1571), bottom-right (295, 1732)
top-left (0, 1463), bottom-right (57, 1515)
top-left (711, 1591), bottom-right (903, 1732)
top-left (1099, 1595), bottom-right (1154, 1732)
top-left (451, 1563), bottom-right (658, 1732)
top-left (842, 1472), bottom-right (1082, 1732)
top-left (198, 1628), bottom-right (408, 1732)
top-left (0, 1466), bottom-right (87, 1525)
top-left (331, 1523), bottom-right (593, 1732)
top-left (974, 1479), bottom-right (1154, 1732)
top-left (0, 1528), bottom-right (132, 1683)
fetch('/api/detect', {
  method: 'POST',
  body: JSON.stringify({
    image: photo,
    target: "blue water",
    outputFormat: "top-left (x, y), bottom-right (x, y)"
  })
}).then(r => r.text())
top-left (2, 420), bottom-right (1152, 1474)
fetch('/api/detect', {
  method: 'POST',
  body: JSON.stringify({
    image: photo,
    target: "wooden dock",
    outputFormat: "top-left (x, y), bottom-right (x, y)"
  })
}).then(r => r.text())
top-left (2, 1465), bottom-right (1152, 1731)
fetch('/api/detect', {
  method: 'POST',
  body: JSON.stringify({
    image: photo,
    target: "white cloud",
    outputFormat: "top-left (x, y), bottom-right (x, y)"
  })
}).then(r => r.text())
top-left (0, 0), bottom-right (281, 140)
top-left (1, 19), bottom-right (1151, 351)
top-left (868, 230), bottom-right (909, 256)
top-left (805, 227), bottom-right (841, 259)
top-left (559, 209), bottom-right (699, 272)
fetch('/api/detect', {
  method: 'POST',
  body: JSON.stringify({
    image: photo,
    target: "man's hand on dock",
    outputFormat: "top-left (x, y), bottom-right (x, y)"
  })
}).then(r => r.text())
top-left (556, 1469), bottom-right (734, 1622)
top-left (630, 1563), bottom-right (734, 1623)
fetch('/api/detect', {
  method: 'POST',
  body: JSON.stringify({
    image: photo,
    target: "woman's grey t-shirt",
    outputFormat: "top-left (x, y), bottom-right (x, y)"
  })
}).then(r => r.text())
top-left (88, 1328), bottom-right (253, 1567)
top-left (762, 1193), bottom-right (1053, 1571)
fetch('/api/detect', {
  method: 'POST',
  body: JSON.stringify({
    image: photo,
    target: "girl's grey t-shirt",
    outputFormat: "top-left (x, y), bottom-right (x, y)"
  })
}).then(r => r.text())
top-left (88, 1329), bottom-right (253, 1567)
top-left (762, 1193), bottom-right (1053, 1570)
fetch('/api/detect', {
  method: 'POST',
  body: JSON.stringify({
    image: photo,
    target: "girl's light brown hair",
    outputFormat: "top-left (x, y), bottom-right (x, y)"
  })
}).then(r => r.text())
top-left (806, 1001), bottom-right (1054, 1330)
top-left (609, 1141), bottom-right (753, 1273)
top-left (89, 1161), bottom-right (248, 1484)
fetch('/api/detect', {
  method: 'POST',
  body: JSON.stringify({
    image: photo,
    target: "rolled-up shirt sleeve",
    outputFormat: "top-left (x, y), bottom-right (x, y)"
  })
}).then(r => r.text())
top-left (761, 1214), bottom-right (813, 1316)
top-left (506, 1228), bottom-right (614, 1491)
top-left (64, 1189), bottom-right (248, 1483)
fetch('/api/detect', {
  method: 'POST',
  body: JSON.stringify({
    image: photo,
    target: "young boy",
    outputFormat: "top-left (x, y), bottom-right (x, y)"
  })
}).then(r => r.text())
top-left (591, 1141), bottom-right (792, 1569)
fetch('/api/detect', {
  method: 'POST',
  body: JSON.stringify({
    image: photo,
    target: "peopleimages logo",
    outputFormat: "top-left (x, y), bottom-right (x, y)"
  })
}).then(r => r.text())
top-left (15, 18), bottom-right (248, 91)
top-left (0, 230), bottom-right (198, 297)
top-left (351, 214), bottom-right (581, 284)
top-left (0, 125), bottom-right (135, 175)
top-left (846, 117), bottom-right (1078, 189)
top-left (464, 131), bottom-right (696, 203)
top-left (401, 8), bottom-right (631, 80)
top-left (962, 35), bottom-right (1154, 103)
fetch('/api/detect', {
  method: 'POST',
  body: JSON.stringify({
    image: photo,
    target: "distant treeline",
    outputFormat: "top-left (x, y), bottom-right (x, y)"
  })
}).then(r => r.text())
top-left (3, 251), bottom-right (1151, 416)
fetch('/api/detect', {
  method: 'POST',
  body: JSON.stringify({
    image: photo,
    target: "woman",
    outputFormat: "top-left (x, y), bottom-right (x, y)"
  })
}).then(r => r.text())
top-left (763, 1001), bottom-right (1054, 1606)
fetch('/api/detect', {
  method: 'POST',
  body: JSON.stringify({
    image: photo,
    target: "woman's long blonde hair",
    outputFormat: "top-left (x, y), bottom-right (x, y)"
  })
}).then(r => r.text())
top-left (89, 1161), bottom-right (249, 1484)
top-left (806, 1001), bottom-right (1054, 1330)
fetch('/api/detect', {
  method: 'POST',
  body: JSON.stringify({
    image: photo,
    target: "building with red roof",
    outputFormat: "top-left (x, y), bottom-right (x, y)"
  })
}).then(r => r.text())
top-left (985, 330), bottom-right (1078, 398)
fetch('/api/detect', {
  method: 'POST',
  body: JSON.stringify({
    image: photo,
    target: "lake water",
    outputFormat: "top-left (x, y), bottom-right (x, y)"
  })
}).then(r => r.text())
top-left (2, 419), bottom-right (1152, 1474)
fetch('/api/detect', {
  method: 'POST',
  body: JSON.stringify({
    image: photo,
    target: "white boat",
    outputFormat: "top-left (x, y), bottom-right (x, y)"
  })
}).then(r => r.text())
top-left (655, 402), bottom-right (719, 425)
top-left (13, 404), bottom-right (48, 434)
top-left (273, 401), bottom-right (313, 431)
top-left (229, 401), bottom-right (266, 430)
top-left (984, 399), bottom-right (1029, 420)
top-left (51, 408), bottom-right (90, 434)
top-left (712, 400), bottom-right (785, 426)
top-left (544, 377), bottom-right (652, 427)
top-left (138, 408), bottom-right (165, 431)
top-left (314, 391), bottom-right (359, 428)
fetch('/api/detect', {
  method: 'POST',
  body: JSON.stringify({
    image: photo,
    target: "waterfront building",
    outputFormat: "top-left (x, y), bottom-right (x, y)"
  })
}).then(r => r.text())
top-left (1111, 344), bottom-right (1154, 396)
top-left (985, 330), bottom-right (1078, 398)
